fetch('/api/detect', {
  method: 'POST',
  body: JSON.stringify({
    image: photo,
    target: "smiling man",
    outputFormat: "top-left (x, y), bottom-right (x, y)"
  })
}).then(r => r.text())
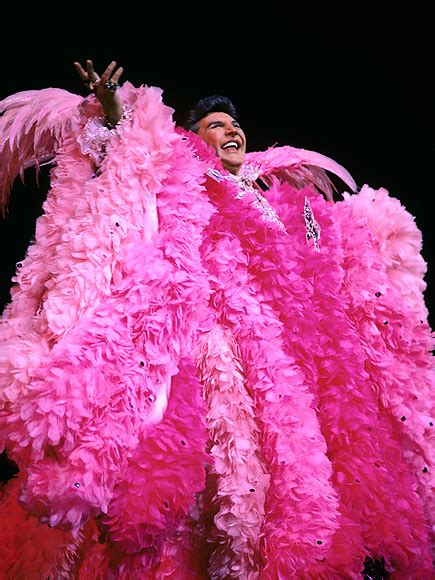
top-left (184, 95), bottom-right (247, 175)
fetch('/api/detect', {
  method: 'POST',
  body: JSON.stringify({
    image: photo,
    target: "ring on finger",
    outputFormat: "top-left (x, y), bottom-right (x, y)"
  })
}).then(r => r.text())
top-left (104, 80), bottom-right (119, 92)
top-left (84, 78), bottom-right (100, 92)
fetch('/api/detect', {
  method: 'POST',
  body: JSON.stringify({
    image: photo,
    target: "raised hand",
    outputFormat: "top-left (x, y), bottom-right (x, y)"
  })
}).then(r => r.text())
top-left (74, 60), bottom-right (124, 126)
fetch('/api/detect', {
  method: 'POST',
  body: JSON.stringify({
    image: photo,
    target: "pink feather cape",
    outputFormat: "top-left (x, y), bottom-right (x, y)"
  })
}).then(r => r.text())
top-left (0, 83), bottom-right (433, 578)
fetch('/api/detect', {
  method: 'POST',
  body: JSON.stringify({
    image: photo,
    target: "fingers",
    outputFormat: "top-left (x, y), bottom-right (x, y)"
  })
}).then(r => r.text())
top-left (85, 60), bottom-right (99, 81)
top-left (100, 61), bottom-right (118, 84)
top-left (73, 61), bottom-right (87, 81)
top-left (73, 59), bottom-right (99, 81)
top-left (111, 66), bottom-right (124, 84)
top-left (74, 59), bottom-right (123, 85)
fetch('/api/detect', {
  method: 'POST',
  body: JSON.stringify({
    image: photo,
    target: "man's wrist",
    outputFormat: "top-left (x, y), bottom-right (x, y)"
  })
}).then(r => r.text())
top-left (105, 105), bottom-right (133, 130)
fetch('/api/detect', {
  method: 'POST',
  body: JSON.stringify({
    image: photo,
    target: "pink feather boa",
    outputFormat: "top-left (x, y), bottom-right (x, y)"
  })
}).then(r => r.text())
top-left (0, 84), bottom-right (433, 578)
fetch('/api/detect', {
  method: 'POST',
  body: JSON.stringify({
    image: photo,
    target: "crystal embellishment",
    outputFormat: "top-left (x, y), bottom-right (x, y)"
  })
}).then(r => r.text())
top-left (304, 197), bottom-right (321, 252)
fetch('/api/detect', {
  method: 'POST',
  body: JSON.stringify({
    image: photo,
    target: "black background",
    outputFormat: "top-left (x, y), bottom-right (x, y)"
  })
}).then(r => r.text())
top-left (1, 8), bottom-right (434, 328)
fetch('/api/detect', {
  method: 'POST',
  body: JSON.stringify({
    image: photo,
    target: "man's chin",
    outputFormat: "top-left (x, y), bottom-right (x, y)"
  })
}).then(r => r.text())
top-left (221, 157), bottom-right (243, 175)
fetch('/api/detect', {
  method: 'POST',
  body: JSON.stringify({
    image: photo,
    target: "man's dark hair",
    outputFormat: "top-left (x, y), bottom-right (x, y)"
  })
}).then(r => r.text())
top-left (183, 95), bottom-right (239, 133)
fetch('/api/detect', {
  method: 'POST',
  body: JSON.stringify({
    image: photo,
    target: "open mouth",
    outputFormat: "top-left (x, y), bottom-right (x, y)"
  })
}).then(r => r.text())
top-left (221, 141), bottom-right (240, 151)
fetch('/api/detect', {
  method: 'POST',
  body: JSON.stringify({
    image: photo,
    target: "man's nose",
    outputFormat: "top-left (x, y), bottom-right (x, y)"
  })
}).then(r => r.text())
top-left (225, 123), bottom-right (237, 134)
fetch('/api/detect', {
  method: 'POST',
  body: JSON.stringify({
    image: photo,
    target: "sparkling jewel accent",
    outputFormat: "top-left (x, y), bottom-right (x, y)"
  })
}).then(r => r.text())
top-left (304, 196), bottom-right (321, 252)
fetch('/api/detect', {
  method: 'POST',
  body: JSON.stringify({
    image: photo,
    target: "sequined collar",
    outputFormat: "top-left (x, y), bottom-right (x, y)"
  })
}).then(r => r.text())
top-left (206, 166), bottom-right (287, 233)
top-left (206, 165), bottom-right (261, 194)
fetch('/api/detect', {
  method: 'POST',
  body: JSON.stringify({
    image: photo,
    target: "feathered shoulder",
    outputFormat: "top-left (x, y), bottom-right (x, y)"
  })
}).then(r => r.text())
top-left (245, 145), bottom-right (357, 199)
top-left (0, 88), bottom-right (85, 214)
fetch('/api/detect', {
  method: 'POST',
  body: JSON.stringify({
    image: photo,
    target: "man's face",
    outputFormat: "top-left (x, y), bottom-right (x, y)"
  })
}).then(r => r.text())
top-left (196, 112), bottom-right (246, 175)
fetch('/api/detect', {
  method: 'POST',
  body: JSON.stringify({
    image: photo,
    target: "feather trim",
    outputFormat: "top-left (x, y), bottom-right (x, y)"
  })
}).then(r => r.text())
top-left (246, 145), bottom-right (357, 200)
top-left (0, 88), bottom-right (84, 213)
top-left (196, 324), bottom-right (269, 579)
top-left (334, 185), bottom-right (435, 557)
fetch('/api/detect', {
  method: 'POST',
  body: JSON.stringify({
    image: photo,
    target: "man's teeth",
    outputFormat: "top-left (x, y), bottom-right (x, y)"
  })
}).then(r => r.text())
top-left (222, 141), bottom-right (239, 150)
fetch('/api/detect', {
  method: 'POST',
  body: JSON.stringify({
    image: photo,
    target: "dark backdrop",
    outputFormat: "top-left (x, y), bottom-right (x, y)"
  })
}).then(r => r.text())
top-left (1, 9), bottom-right (433, 328)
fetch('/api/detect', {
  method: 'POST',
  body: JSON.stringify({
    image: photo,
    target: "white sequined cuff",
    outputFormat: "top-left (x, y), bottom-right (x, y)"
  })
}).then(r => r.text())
top-left (78, 105), bottom-right (133, 165)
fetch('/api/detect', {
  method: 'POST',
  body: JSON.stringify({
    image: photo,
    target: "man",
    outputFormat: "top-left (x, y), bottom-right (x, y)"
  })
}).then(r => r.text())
top-left (0, 59), bottom-right (432, 578)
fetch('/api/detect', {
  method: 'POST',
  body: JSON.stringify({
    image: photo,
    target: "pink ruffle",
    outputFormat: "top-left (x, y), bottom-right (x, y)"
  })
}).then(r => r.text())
top-left (334, 185), bottom-right (435, 557)
top-left (196, 324), bottom-right (270, 578)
